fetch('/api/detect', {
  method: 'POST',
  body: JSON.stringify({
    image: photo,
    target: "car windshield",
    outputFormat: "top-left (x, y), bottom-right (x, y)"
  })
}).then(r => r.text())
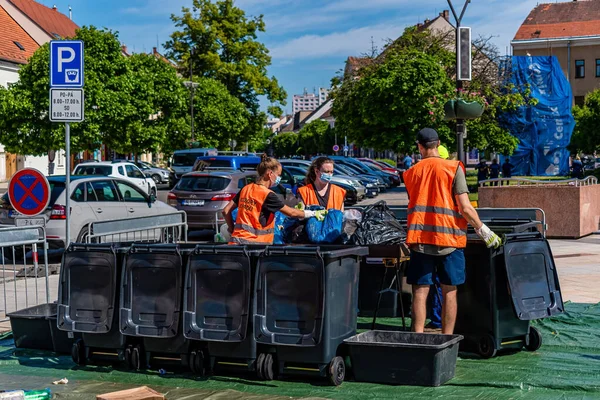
top-left (177, 176), bottom-right (231, 192)
top-left (173, 153), bottom-right (206, 167)
top-left (74, 166), bottom-right (112, 176)
top-left (364, 161), bottom-right (383, 170)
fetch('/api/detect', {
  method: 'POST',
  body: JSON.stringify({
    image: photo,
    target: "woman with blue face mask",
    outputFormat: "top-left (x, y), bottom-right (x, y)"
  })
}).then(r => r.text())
top-left (223, 154), bottom-right (316, 244)
top-left (297, 156), bottom-right (346, 211)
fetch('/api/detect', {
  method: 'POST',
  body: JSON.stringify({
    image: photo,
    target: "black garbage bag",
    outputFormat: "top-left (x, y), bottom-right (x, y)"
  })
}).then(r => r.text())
top-left (351, 201), bottom-right (406, 245)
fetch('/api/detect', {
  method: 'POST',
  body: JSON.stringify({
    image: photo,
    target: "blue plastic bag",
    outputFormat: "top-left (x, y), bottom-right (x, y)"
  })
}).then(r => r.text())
top-left (306, 209), bottom-right (343, 244)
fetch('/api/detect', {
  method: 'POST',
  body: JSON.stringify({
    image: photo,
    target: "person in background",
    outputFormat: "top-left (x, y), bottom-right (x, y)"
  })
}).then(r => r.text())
top-left (489, 159), bottom-right (501, 186)
top-left (403, 128), bottom-right (501, 335)
top-left (477, 159), bottom-right (489, 183)
top-left (502, 159), bottom-right (514, 185)
top-left (403, 154), bottom-right (414, 170)
top-left (223, 154), bottom-right (319, 245)
top-left (297, 157), bottom-right (346, 210)
top-left (571, 156), bottom-right (584, 179)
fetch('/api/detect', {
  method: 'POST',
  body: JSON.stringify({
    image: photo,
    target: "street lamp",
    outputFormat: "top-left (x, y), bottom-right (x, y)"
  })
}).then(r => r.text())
top-left (184, 47), bottom-right (197, 145)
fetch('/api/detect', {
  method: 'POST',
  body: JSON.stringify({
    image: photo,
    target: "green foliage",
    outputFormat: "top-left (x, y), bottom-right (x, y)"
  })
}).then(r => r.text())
top-left (297, 120), bottom-right (335, 156)
top-left (0, 26), bottom-right (190, 156)
top-left (165, 0), bottom-right (286, 147)
top-left (333, 49), bottom-right (454, 153)
top-left (331, 27), bottom-right (535, 156)
top-left (570, 90), bottom-right (600, 154)
top-left (375, 158), bottom-right (397, 167)
top-left (271, 132), bottom-right (298, 157)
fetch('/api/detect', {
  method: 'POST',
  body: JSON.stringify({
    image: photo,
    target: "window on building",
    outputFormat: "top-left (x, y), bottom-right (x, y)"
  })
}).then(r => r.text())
top-left (574, 96), bottom-right (585, 106)
top-left (575, 60), bottom-right (585, 79)
top-left (596, 59), bottom-right (600, 77)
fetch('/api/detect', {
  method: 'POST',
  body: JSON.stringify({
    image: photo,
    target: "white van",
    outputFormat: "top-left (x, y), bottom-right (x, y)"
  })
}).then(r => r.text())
top-left (169, 148), bottom-right (218, 187)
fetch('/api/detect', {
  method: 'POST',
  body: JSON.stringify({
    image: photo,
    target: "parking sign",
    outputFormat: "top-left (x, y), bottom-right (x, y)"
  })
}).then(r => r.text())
top-left (50, 40), bottom-right (84, 88)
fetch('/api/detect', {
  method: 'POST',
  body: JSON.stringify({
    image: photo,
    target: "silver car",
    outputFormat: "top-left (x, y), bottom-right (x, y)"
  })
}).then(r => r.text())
top-left (0, 176), bottom-right (177, 248)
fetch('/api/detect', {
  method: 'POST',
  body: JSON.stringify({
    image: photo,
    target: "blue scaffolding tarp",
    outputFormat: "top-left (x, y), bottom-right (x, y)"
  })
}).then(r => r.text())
top-left (503, 56), bottom-right (574, 176)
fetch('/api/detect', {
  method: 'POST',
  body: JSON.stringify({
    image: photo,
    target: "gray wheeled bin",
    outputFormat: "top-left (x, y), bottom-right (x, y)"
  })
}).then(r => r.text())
top-left (254, 245), bottom-right (368, 386)
top-left (183, 245), bottom-right (263, 377)
top-left (455, 230), bottom-right (563, 358)
top-left (119, 244), bottom-right (194, 370)
top-left (57, 244), bottom-right (129, 365)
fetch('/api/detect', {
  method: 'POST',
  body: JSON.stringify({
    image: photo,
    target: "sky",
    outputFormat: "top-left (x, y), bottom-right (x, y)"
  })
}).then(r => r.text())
top-left (40, 0), bottom-right (540, 114)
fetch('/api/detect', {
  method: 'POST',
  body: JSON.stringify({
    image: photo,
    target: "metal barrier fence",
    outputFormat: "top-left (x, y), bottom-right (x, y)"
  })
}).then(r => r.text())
top-left (86, 212), bottom-right (188, 244)
top-left (0, 226), bottom-right (50, 323)
top-left (479, 176), bottom-right (598, 187)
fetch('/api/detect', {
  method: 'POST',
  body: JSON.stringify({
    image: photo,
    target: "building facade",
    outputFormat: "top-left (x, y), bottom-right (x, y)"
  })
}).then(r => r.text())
top-left (512, 0), bottom-right (600, 105)
top-left (292, 87), bottom-right (330, 114)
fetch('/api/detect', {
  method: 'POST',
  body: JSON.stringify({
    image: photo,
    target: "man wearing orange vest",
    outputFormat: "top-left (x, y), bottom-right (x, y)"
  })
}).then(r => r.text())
top-left (403, 128), bottom-right (501, 335)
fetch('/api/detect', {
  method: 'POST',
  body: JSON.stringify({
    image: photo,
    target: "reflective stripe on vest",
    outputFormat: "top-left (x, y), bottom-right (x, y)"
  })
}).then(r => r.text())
top-left (297, 183), bottom-right (346, 209)
top-left (230, 183), bottom-right (276, 244)
top-left (403, 158), bottom-right (468, 248)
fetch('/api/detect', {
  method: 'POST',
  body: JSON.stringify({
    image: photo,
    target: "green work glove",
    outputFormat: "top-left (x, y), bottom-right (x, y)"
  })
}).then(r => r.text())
top-left (295, 201), bottom-right (305, 210)
top-left (315, 209), bottom-right (328, 222)
top-left (476, 223), bottom-right (502, 249)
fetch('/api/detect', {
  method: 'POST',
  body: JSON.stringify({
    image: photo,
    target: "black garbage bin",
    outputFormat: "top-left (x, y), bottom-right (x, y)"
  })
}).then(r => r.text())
top-left (57, 244), bottom-right (128, 365)
top-left (254, 245), bottom-right (368, 386)
top-left (119, 244), bottom-right (194, 370)
top-left (455, 230), bottom-right (563, 358)
top-left (183, 245), bottom-right (263, 377)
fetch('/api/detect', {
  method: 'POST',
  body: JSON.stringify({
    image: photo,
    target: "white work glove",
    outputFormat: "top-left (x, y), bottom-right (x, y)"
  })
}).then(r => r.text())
top-left (303, 210), bottom-right (316, 219)
top-left (476, 223), bottom-right (502, 249)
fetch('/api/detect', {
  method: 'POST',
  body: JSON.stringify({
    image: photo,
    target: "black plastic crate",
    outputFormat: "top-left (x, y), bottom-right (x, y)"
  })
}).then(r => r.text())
top-left (344, 330), bottom-right (463, 386)
top-left (8, 303), bottom-right (55, 351)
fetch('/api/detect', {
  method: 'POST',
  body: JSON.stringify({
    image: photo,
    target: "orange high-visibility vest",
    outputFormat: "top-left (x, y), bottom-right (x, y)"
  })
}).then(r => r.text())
top-left (230, 184), bottom-right (276, 245)
top-left (403, 158), bottom-right (468, 248)
top-left (297, 183), bottom-right (346, 210)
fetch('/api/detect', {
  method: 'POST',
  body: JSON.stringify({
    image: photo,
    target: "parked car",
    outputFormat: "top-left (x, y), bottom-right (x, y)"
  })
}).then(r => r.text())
top-left (328, 156), bottom-right (393, 188)
top-left (0, 176), bottom-right (176, 249)
top-left (279, 159), bottom-right (371, 194)
top-left (114, 160), bottom-right (171, 185)
top-left (73, 161), bottom-right (157, 196)
top-left (192, 155), bottom-right (262, 172)
top-left (333, 163), bottom-right (384, 196)
top-left (358, 158), bottom-right (402, 186)
top-left (169, 148), bottom-right (218, 188)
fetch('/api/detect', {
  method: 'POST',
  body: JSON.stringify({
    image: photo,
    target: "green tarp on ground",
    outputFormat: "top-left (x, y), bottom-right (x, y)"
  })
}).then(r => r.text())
top-left (1, 302), bottom-right (600, 399)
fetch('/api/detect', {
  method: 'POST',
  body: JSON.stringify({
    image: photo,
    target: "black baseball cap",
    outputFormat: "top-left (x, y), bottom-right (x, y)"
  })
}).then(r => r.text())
top-left (416, 128), bottom-right (439, 144)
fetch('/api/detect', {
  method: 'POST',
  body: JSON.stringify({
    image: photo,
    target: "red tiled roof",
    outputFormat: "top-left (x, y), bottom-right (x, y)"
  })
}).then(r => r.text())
top-left (0, 6), bottom-right (38, 64)
top-left (8, 0), bottom-right (79, 39)
top-left (514, 1), bottom-right (600, 40)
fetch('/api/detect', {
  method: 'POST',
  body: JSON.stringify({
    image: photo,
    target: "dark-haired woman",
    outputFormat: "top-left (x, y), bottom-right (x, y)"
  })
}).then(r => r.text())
top-left (297, 156), bottom-right (346, 211)
top-left (222, 154), bottom-right (316, 244)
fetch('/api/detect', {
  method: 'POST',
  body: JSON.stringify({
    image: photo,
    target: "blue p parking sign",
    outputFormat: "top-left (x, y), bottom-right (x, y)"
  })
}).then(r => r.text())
top-left (50, 40), bottom-right (84, 88)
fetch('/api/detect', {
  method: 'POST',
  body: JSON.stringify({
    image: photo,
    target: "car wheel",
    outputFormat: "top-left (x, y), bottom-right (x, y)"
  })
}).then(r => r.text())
top-left (76, 226), bottom-right (94, 244)
top-left (151, 174), bottom-right (161, 185)
top-left (150, 187), bottom-right (157, 197)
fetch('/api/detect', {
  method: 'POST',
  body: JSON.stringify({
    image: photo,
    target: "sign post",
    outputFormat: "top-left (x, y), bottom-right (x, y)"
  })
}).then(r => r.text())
top-left (50, 40), bottom-right (84, 247)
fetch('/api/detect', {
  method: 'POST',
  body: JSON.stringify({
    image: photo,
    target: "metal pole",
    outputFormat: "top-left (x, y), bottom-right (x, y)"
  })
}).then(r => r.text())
top-left (65, 122), bottom-right (71, 247)
top-left (190, 49), bottom-right (195, 143)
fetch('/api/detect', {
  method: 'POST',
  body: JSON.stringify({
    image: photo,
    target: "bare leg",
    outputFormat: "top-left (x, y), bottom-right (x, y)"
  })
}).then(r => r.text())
top-left (441, 284), bottom-right (458, 334)
top-left (411, 285), bottom-right (430, 333)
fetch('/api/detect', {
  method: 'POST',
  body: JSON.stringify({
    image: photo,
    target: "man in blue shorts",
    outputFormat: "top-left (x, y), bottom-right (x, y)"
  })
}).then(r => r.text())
top-left (403, 128), bottom-right (501, 334)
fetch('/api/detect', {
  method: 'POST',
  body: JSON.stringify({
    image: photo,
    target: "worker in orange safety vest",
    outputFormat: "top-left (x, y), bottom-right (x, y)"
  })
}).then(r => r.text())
top-left (297, 156), bottom-right (346, 211)
top-left (403, 128), bottom-right (501, 334)
top-left (223, 154), bottom-right (319, 244)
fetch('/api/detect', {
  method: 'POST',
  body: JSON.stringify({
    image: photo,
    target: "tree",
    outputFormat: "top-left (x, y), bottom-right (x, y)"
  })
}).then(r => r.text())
top-left (165, 0), bottom-right (287, 145)
top-left (271, 132), bottom-right (298, 157)
top-left (569, 90), bottom-right (600, 154)
top-left (331, 27), bottom-right (534, 155)
top-left (297, 120), bottom-right (335, 155)
top-left (0, 26), bottom-right (189, 156)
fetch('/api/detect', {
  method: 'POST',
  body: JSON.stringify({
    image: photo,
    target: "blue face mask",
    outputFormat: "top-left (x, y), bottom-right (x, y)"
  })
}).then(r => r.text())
top-left (274, 175), bottom-right (282, 185)
top-left (320, 173), bottom-right (333, 182)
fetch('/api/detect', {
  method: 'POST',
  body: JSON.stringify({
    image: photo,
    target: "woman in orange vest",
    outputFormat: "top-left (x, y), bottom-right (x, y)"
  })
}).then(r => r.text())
top-left (223, 154), bottom-right (318, 245)
top-left (297, 157), bottom-right (346, 210)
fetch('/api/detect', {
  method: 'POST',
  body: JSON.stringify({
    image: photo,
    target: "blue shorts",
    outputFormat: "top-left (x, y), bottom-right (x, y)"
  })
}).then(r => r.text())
top-left (407, 249), bottom-right (466, 286)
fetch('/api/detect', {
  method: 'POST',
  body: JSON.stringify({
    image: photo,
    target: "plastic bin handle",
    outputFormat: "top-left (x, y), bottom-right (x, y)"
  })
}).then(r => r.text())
top-left (263, 246), bottom-right (321, 257)
top-left (504, 232), bottom-right (543, 241)
top-left (67, 243), bottom-right (116, 254)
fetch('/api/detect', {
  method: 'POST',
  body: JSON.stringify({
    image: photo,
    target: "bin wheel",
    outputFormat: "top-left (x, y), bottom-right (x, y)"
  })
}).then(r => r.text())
top-left (71, 339), bottom-right (86, 366)
top-left (256, 353), bottom-right (266, 380)
top-left (125, 345), bottom-right (133, 369)
top-left (189, 351), bottom-right (197, 373)
top-left (478, 335), bottom-right (497, 359)
top-left (263, 353), bottom-right (276, 381)
top-left (193, 350), bottom-right (206, 376)
top-left (328, 356), bottom-right (346, 386)
top-left (131, 345), bottom-right (144, 371)
top-left (525, 326), bottom-right (542, 352)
